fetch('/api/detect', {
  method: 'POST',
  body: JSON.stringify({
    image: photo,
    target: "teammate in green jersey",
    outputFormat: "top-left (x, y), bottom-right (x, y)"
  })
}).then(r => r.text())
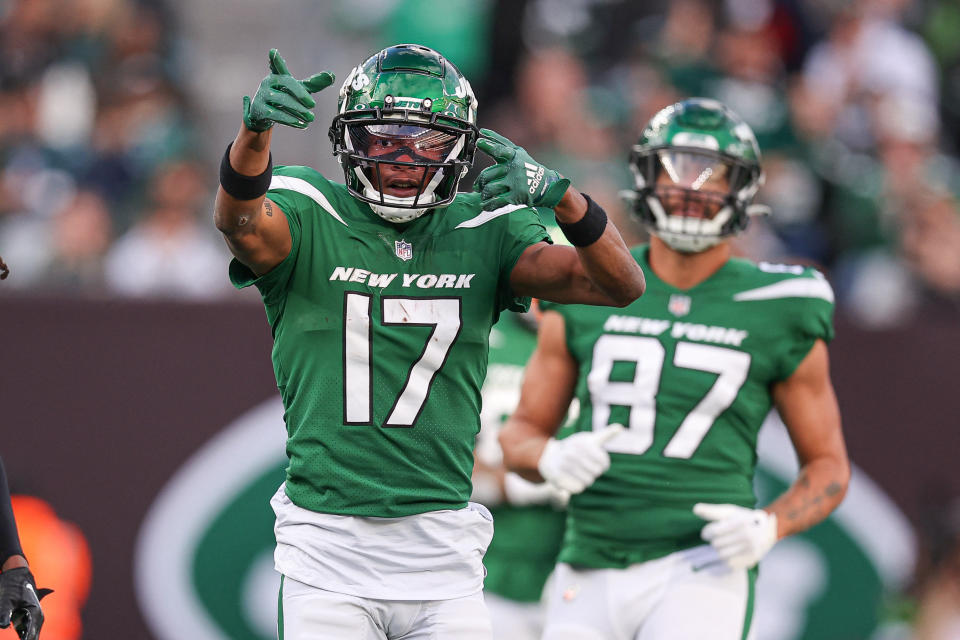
top-left (499, 98), bottom-right (851, 640)
top-left (213, 44), bottom-right (645, 640)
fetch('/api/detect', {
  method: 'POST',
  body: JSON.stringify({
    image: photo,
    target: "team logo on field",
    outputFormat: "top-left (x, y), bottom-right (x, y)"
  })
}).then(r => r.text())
top-left (668, 293), bottom-right (691, 317)
top-left (134, 403), bottom-right (916, 640)
top-left (395, 240), bottom-right (413, 261)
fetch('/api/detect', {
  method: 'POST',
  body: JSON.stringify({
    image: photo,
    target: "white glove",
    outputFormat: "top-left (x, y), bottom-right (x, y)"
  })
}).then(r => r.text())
top-left (537, 424), bottom-right (625, 494)
top-left (693, 503), bottom-right (778, 570)
top-left (503, 472), bottom-right (569, 509)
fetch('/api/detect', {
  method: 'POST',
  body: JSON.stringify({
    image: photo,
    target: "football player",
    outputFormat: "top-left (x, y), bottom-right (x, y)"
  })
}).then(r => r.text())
top-left (213, 45), bottom-right (645, 639)
top-left (0, 457), bottom-right (48, 640)
top-left (499, 98), bottom-right (850, 639)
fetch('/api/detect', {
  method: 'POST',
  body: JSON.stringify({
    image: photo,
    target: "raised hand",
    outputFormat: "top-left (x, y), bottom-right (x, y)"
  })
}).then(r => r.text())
top-left (473, 128), bottom-right (570, 211)
top-left (242, 49), bottom-right (335, 132)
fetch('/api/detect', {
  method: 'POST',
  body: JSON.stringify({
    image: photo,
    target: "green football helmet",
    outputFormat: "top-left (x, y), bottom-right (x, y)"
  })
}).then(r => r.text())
top-left (329, 44), bottom-right (479, 223)
top-left (623, 98), bottom-right (768, 253)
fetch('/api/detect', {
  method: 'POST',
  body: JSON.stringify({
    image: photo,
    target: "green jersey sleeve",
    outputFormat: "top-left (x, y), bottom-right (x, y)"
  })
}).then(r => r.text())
top-left (753, 266), bottom-right (836, 381)
top-left (497, 205), bottom-right (552, 313)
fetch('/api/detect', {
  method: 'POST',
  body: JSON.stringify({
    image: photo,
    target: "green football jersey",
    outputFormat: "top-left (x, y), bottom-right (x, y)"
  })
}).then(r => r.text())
top-left (540, 244), bottom-right (835, 568)
top-left (230, 165), bottom-right (550, 518)
top-left (479, 312), bottom-right (566, 603)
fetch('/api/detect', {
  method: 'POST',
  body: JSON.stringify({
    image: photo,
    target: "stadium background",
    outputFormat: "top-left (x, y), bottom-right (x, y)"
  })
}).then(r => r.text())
top-left (1, 0), bottom-right (959, 638)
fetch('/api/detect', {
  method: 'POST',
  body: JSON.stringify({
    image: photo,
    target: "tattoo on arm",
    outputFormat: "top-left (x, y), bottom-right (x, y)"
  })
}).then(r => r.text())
top-left (264, 200), bottom-right (274, 217)
top-left (784, 470), bottom-right (844, 527)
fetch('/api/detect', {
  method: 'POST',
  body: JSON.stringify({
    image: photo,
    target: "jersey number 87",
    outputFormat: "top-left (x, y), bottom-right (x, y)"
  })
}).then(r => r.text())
top-left (588, 334), bottom-right (750, 457)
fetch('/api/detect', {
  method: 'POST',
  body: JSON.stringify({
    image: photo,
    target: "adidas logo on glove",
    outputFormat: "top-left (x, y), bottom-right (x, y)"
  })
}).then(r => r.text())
top-left (525, 162), bottom-right (545, 195)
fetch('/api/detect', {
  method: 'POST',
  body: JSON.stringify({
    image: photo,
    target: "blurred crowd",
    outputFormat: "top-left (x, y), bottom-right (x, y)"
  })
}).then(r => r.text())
top-left (476, 0), bottom-right (960, 328)
top-left (1, 0), bottom-right (960, 320)
top-left (0, 0), bottom-right (230, 299)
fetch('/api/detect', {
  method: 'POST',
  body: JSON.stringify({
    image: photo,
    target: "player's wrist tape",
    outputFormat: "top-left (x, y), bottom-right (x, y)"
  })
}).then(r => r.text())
top-left (219, 142), bottom-right (272, 200)
top-left (558, 193), bottom-right (607, 247)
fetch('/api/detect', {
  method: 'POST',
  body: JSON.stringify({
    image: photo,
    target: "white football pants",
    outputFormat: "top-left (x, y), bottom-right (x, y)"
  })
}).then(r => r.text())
top-left (484, 591), bottom-right (548, 640)
top-left (542, 545), bottom-right (757, 640)
top-left (279, 575), bottom-right (493, 640)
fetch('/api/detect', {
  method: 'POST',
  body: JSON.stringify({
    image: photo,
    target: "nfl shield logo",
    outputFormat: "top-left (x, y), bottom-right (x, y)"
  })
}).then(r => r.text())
top-left (395, 240), bottom-right (413, 261)
top-left (668, 294), bottom-right (691, 317)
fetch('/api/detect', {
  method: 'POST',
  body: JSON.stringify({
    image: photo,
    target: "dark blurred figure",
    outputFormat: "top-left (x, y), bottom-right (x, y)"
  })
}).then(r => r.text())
top-left (36, 190), bottom-right (114, 292)
top-left (104, 158), bottom-right (231, 299)
top-left (913, 496), bottom-right (960, 640)
top-left (899, 191), bottom-right (960, 319)
top-left (3, 495), bottom-right (91, 640)
top-left (0, 456), bottom-right (47, 640)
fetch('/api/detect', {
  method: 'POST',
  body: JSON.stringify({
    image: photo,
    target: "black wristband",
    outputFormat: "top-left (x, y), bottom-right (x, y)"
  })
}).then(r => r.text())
top-left (557, 193), bottom-right (608, 247)
top-left (219, 142), bottom-right (273, 201)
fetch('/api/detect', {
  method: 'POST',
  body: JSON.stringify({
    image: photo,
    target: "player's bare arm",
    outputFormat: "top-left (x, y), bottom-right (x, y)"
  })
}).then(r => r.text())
top-left (499, 311), bottom-right (578, 480)
top-left (474, 129), bottom-right (645, 307)
top-left (510, 191), bottom-right (644, 306)
top-left (214, 127), bottom-right (291, 276)
top-left (694, 339), bottom-right (849, 570)
top-left (766, 339), bottom-right (850, 538)
top-left (214, 49), bottom-right (334, 276)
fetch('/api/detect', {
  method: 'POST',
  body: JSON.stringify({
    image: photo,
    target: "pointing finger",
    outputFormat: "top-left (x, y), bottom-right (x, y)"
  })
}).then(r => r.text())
top-left (476, 138), bottom-right (514, 163)
top-left (269, 49), bottom-right (290, 76)
top-left (301, 71), bottom-right (336, 94)
top-left (479, 128), bottom-right (516, 148)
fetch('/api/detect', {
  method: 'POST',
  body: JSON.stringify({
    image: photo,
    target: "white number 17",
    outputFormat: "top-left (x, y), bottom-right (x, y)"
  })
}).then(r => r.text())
top-left (344, 293), bottom-right (462, 427)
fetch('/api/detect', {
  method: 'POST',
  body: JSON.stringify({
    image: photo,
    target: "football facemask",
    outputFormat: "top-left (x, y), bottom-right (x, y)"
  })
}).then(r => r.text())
top-left (643, 149), bottom-right (756, 252)
top-left (344, 122), bottom-right (465, 218)
top-left (623, 98), bottom-right (768, 253)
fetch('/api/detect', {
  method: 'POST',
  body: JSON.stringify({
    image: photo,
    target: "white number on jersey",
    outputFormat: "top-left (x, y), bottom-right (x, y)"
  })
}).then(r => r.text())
top-left (344, 293), bottom-right (462, 426)
top-left (587, 335), bottom-right (751, 457)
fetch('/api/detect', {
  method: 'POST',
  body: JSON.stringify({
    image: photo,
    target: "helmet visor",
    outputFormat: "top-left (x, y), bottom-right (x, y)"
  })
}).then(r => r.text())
top-left (656, 150), bottom-right (733, 193)
top-left (347, 123), bottom-right (461, 163)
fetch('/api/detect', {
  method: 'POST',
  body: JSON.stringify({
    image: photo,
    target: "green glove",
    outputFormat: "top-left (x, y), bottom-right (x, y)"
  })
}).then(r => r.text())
top-left (473, 128), bottom-right (570, 211)
top-left (242, 49), bottom-right (335, 132)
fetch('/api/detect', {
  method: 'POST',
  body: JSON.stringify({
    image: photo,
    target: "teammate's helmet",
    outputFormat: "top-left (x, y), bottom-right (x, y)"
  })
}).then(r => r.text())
top-left (624, 98), bottom-right (767, 253)
top-left (329, 44), bottom-right (479, 223)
